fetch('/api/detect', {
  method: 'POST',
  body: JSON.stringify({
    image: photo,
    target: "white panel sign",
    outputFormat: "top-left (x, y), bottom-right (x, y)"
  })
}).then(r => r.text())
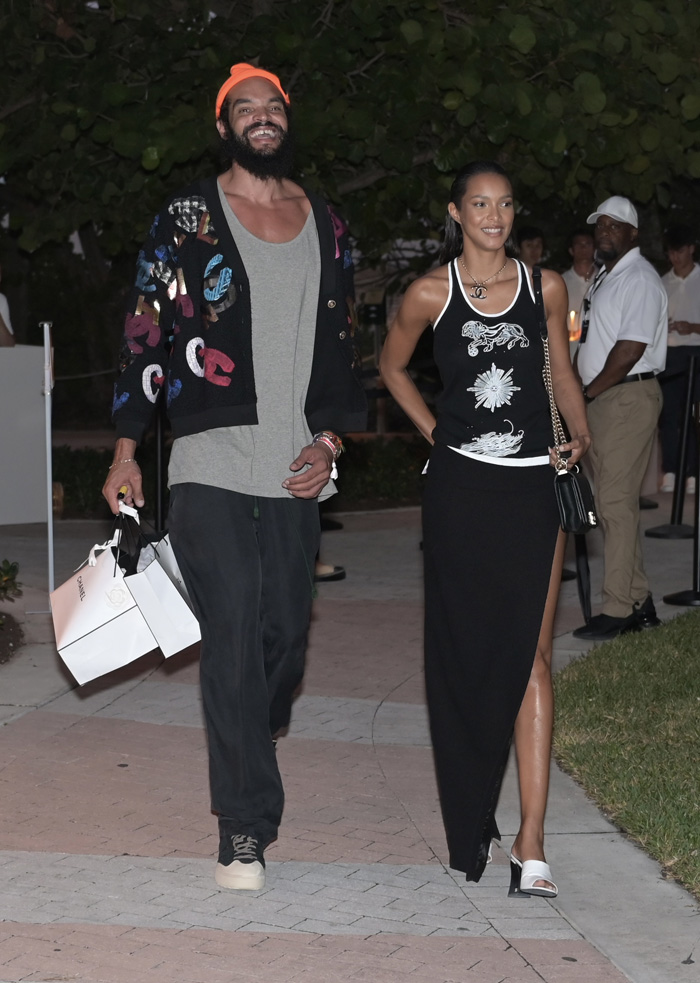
top-left (0, 345), bottom-right (48, 524)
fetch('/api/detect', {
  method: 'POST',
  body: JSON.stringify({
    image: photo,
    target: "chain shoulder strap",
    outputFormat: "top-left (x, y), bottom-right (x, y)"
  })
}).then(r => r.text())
top-left (532, 267), bottom-right (567, 467)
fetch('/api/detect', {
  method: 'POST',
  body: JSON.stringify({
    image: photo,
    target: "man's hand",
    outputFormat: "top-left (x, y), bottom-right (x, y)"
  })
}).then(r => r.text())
top-left (670, 319), bottom-right (697, 336)
top-left (583, 339), bottom-right (647, 399)
top-left (102, 439), bottom-right (144, 514)
top-left (283, 441), bottom-right (334, 499)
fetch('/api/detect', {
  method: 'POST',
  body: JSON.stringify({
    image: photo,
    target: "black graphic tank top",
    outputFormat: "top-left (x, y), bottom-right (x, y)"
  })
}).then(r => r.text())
top-left (432, 259), bottom-right (551, 462)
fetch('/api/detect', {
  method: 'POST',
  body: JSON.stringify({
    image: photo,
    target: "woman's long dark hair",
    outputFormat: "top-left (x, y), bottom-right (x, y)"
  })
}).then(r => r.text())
top-left (439, 160), bottom-right (511, 265)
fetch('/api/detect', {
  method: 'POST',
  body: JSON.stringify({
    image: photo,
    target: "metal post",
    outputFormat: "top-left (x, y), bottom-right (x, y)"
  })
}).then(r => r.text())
top-left (646, 354), bottom-right (696, 539)
top-left (26, 322), bottom-right (54, 614)
top-left (41, 321), bottom-right (55, 593)
top-left (664, 400), bottom-right (700, 606)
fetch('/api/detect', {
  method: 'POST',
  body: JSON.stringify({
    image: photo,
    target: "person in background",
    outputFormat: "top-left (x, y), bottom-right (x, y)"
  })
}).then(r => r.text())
top-left (103, 62), bottom-right (366, 892)
top-left (516, 225), bottom-right (545, 268)
top-left (380, 160), bottom-right (590, 900)
top-left (658, 223), bottom-right (700, 495)
top-left (561, 229), bottom-right (597, 336)
top-left (574, 196), bottom-right (667, 641)
top-left (0, 264), bottom-right (15, 348)
top-left (558, 227), bottom-right (601, 576)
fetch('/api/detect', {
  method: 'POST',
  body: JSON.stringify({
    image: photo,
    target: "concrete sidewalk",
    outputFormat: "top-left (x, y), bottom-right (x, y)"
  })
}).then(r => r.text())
top-left (0, 499), bottom-right (699, 983)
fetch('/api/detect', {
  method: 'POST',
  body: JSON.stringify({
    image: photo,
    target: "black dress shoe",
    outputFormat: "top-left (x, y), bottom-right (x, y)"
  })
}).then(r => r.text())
top-left (561, 567), bottom-right (577, 582)
top-left (634, 594), bottom-right (662, 629)
top-left (639, 496), bottom-right (659, 510)
top-left (572, 612), bottom-right (640, 641)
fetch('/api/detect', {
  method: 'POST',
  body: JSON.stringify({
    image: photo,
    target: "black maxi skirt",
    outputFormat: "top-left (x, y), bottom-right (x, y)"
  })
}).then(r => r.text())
top-left (422, 442), bottom-right (560, 882)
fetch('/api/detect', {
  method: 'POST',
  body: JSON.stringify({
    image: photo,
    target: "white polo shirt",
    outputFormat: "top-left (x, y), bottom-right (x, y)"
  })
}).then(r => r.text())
top-left (562, 267), bottom-right (593, 317)
top-left (577, 247), bottom-right (667, 385)
top-left (662, 263), bottom-right (700, 348)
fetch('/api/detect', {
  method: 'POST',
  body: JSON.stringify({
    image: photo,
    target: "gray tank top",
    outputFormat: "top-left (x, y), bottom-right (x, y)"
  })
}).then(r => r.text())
top-left (169, 181), bottom-right (333, 499)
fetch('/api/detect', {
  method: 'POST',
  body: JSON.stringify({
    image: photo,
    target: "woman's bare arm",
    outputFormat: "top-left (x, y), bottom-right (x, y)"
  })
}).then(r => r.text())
top-left (379, 272), bottom-right (447, 443)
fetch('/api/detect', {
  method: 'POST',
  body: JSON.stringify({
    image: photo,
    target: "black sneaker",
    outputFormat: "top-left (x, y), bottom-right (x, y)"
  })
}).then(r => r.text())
top-left (572, 612), bottom-right (640, 641)
top-left (634, 594), bottom-right (662, 629)
top-left (215, 832), bottom-right (265, 890)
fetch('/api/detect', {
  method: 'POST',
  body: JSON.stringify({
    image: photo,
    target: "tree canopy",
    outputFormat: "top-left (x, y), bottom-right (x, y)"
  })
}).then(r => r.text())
top-left (2, 0), bottom-right (700, 269)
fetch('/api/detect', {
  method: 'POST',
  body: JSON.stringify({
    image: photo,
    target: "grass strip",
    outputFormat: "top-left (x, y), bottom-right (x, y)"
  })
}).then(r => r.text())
top-left (553, 609), bottom-right (700, 899)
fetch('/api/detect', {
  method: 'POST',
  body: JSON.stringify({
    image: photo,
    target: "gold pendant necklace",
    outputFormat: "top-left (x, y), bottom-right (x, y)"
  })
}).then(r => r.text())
top-left (459, 256), bottom-right (509, 300)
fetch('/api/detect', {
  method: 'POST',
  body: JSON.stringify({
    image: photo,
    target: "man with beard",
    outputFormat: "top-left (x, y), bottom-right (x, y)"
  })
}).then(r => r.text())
top-left (573, 196), bottom-right (667, 640)
top-left (103, 63), bottom-right (366, 890)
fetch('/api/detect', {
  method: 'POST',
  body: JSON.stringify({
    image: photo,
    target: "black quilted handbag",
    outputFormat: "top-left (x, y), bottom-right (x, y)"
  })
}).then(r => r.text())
top-left (533, 267), bottom-right (599, 535)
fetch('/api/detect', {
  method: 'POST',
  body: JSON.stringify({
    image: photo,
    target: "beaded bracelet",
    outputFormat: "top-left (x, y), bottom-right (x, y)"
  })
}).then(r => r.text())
top-left (108, 458), bottom-right (137, 470)
top-left (312, 431), bottom-right (344, 460)
top-left (314, 435), bottom-right (337, 459)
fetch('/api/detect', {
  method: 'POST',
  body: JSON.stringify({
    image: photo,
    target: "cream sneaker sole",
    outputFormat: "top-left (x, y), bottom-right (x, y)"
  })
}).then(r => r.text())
top-left (215, 859), bottom-right (265, 890)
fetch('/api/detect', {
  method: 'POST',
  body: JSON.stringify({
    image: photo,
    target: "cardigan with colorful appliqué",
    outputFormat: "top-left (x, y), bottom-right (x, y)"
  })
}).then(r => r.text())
top-left (112, 176), bottom-right (367, 442)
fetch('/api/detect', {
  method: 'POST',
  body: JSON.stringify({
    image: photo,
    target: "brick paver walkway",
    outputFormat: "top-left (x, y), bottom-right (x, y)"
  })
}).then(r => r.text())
top-left (1, 508), bottom-right (694, 982)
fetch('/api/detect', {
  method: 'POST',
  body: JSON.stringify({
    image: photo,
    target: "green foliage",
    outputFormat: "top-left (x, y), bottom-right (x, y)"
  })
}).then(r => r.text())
top-left (331, 436), bottom-right (427, 510)
top-left (553, 611), bottom-right (700, 900)
top-left (3, 0), bottom-right (700, 272)
top-left (50, 436), bottom-right (426, 517)
top-left (0, 560), bottom-right (22, 604)
top-left (3, 0), bottom-right (700, 404)
top-left (52, 441), bottom-right (162, 519)
top-left (0, 560), bottom-right (22, 628)
top-left (52, 446), bottom-right (115, 518)
top-left (16, 240), bottom-right (130, 426)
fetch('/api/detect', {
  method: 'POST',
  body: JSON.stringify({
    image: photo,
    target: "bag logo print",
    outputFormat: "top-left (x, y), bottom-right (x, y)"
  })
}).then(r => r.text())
top-left (105, 585), bottom-right (130, 609)
top-left (77, 576), bottom-right (86, 602)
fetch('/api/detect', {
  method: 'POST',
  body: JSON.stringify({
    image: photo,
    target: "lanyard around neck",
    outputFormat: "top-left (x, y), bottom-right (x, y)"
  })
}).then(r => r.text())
top-left (579, 267), bottom-right (608, 345)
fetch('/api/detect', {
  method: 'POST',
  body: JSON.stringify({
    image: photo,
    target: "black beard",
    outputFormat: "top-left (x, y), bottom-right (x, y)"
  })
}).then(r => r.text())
top-left (219, 120), bottom-right (295, 179)
top-left (596, 243), bottom-right (618, 261)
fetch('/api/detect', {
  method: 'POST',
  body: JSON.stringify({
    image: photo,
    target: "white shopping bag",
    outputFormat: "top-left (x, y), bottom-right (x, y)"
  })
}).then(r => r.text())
top-left (125, 534), bottom-right (200, 658)
top-left (140, 533), bottom-right (193, 606)
top-left (50, 533), bottom-right (158, 685)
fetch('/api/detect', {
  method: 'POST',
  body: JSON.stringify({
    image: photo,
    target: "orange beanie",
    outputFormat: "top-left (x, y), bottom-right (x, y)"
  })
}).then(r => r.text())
top-left (215, 63), bottom-right (290, 119)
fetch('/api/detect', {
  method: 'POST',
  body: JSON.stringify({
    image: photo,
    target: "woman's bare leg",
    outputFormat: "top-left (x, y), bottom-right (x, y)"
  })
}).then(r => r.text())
top-left (511, 530), bottom-right (566, 889)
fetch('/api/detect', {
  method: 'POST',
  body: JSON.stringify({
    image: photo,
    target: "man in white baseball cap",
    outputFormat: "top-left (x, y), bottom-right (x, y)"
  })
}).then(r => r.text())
top-left (586, 195), bottom-right (639, 228)
top-left (573, 195), bottom-right (667, 640)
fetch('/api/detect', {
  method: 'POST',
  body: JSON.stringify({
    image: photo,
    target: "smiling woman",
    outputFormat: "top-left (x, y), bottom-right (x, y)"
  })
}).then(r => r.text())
top-left (380, 159), bottom-right (592, 899)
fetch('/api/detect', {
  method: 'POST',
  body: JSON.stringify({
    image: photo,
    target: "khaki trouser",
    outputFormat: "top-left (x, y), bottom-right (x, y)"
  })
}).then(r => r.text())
top-left (586, 378), bottom-right (662, 618)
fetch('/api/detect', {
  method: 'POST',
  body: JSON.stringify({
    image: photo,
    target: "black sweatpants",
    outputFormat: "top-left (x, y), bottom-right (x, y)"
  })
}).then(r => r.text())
top-left (168, 483), bottom-right (320, 848)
